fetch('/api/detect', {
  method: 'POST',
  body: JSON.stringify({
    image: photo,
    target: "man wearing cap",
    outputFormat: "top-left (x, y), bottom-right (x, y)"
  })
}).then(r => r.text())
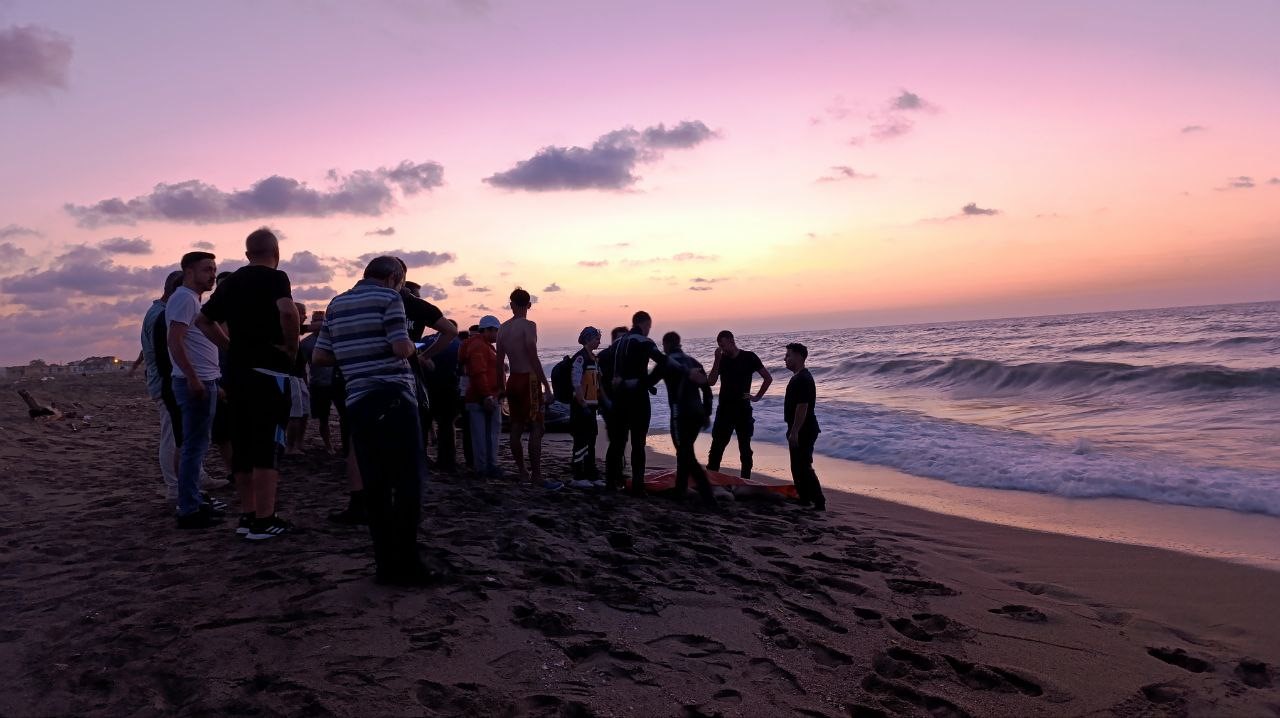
top-left (568, 327), bottom-right (603, 488)
top-left (460, 315), bottom-right (504, 478)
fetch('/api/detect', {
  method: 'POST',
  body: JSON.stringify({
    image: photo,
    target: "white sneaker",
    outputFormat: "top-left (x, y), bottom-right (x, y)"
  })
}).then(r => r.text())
top-left (569, 479), bottom-right (596, 489)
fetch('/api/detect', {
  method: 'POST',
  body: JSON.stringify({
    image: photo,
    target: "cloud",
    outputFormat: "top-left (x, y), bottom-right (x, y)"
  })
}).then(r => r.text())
top-left (621, 252), bottom-right (719, 266)
top-left (452, 274), bottom-right (474, 287)
top-left (0, 224), bottom-right (41, 239)
top-left (690, 277), bottom-right (727, 284)
top-left (578, 260), bottom-right (609, 267)
top-left (279, 250), bottom-right (335, 284)
top-left (0, 24), bottom-right (73, 95)
top-left (355, 249), bottom-right (456, 269)
top-left (416, 284), bottom-right (448, 301)
top-left (484, 120), bottom-right (717, 192)
top-left (1180, 125), bottom-right (1207, 134)
top-left (1269, 178), bottom-right (1280, 186)
top-left (291, 285), bottom-right (336, 302)
top-left (817, 165), bottom-right (873, 183)
top-left (0, 245), bottom-right (174, 307)
top-left (600, 242), bottom-right (631, 249)
top-left (960, 202), bottom-right (999, 216)
top-left (543, 282), bottom-right (561, 292)
top-left (470, 286), bottom-right (491, 293)
top-left (192, 240), bottom-right (216, 250)
top-left (842, 89), bottom-right (938, 144)
top-left (469, 303), bottom-right (493, 312)
top-left (1218, 176), bottom-right (1255, 190)
top-left (0, 242), bottom-right (29, 264)
top-left (689, 286), bottom-right (714, 292)
top-left (98, 236), bottom-right (152, 254)
top-left (64, 160), bottom-right (444, 227)
top-left (365, 226), bottom-right (396, 236)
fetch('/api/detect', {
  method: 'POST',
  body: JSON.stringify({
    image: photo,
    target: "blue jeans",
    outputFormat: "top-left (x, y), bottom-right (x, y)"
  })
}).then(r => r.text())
top-left (466, 402), bottom-right (501, 474)
top-left (172, 377), bottom-right (218, 516)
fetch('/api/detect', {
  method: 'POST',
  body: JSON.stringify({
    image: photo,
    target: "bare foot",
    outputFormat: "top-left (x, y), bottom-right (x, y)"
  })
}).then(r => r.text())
top-left (516, 469), bottom-right (531, 482)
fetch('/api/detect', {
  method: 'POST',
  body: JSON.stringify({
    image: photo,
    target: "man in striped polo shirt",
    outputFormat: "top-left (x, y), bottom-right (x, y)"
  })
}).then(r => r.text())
top-left (313, 256), bottom-right (434, 586)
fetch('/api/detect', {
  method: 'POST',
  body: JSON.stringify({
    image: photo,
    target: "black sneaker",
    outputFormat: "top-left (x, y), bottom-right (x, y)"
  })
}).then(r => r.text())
top-left (201, 494), bottom-right (228, 513)
top-left (327, 506), bottom-right (368, 526)
top-left (177, 506), bottom-right (224, 529)
top-left (235, 513), bottom-right (254, 535)
top-left (244, 515), bottom-right (294, 541)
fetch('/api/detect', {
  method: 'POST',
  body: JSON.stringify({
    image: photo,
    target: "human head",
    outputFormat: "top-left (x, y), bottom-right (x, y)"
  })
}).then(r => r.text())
top-left (180, 251), bottom-right (217, 293)
top-left (662, 331), bottom-right (681, 353)
top-left (294, 302), bottom-right (306, 333)
top-left (309, 310), bottom-right (325, 333)
top-left (363, 256), bottom-right (405, 289)
top-left (509, 288), bottom-right (531, 314)
top-left (578, 326), bottom-right (601, 351)
top-left (785, 342), bottom-right (808, 371)
top-left (478, 314), bottom-right (501, 343)
top-left (403, 280), bottom-right (421, 298)
top-left (245, 227), bottom-right (280, 267)
top-left (215, 271), bottom-right (232, 286)
top-left (631, 310), bottom-right (652, 336)
top-left (716, 329), bottom-right (738, 355)
top-left (161, 270), bottom-right (184, 300)
top-left (468, 324), bottom-right (481, 333)
top-left (610, 325), bottom-right (628, 342)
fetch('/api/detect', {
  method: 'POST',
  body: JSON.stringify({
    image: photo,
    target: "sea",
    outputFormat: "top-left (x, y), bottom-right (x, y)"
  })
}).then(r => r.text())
top-left (545, 301), bottom-right (1280, 518)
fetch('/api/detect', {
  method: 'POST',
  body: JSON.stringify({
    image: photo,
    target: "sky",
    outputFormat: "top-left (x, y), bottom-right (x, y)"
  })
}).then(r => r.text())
top-left (1, 0), bottom-right (1278, 364)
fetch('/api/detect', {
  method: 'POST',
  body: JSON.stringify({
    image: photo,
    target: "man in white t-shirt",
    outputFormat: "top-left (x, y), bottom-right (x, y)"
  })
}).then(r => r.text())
top-left (168, 251), bottom-right (224, 528)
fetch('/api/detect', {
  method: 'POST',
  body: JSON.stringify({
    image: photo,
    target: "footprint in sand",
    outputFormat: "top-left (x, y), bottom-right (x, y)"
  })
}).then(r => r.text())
top-left (781, 599), bottom-right (849, 634)
top-left (943, 655), bottom-right (1044, 696)
top-left (988, 604), bottom-right (1048, 623)
top-left (1235, 659), bottom-right (1272, 688)
top-left (860, 674), bottom-right (971, 718)
top-left (1147, 647), bottom-right (1213, 674)
top-left (884, 578), bottom-right (958, 596)
top-left (646, 634), bottom-right (742, 659)
top-left (806, 640), bottom-right (854, 667)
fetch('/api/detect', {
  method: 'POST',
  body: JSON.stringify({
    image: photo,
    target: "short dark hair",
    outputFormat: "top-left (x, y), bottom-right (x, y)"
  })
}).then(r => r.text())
top-left (363, 255), bottom-right (403, 281)
top-left (610, 325), bottom-right (628, 341)
top-left (162, 270), bottom-right (184, 295)
top-left (468, 325), bottom-right (481, 333)
top-left (216, 271), bottom-right (232, 284)
top-left (510, 288), bottom-right (531, 307)
top-left (786, 342), bottom-right (808, 359)
top-left (245, 227), bottom-right (278, 258)
top-left (717, 330), bottom-right (734, 342)
top-left (402, 280), bottom-right (421, 297)
top-left (180, 251), bottom-right (215, 270)
top-left (662, 331), bottom-right (681, 350)
top-left (632, 310), bottom-right (651, 326)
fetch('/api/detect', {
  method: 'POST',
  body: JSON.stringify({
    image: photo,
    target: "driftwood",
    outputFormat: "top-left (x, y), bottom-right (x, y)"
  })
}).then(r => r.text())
top-left (17, 389), bottom-right (79, 421)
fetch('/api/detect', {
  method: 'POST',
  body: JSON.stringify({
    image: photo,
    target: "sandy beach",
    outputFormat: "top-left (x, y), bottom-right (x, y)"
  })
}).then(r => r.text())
top-left (3, 373), bottom-right (1278, 717)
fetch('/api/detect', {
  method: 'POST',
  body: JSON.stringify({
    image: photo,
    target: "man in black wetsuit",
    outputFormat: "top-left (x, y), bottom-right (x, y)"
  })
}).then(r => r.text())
top-left (661, 331), bottom-right (717, 508)
top-left (706, 329), bottom-right (771, 479)
top-left (603, 312), bottom-right (666, 496)
top-left (784, 342), bottom-right (824, 511)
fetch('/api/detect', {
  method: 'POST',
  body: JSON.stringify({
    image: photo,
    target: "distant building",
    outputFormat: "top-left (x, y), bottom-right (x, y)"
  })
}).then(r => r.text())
top-left (3, 356), bottom-right (127, 379)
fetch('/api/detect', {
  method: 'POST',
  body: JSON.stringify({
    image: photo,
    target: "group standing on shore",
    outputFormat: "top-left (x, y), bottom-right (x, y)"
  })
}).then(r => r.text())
top-left (133, 227), bottom-right (825, 584)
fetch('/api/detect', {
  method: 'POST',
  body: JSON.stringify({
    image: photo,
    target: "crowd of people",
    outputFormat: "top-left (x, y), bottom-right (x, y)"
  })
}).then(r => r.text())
top-left (134, 228), bottom-right (825, 586)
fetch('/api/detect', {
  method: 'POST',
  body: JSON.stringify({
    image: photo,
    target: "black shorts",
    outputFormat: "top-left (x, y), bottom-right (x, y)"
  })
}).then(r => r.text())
top-left (211, 396), bottom-right (232, 444)
top-left (227, 368), bottom-right (290, 473)
top-left (310, 383), bottom-right (347, 421)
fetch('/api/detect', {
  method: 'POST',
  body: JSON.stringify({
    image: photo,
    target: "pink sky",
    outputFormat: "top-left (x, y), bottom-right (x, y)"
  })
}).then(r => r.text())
top-left (1, 0), bottom-right (1278, 363)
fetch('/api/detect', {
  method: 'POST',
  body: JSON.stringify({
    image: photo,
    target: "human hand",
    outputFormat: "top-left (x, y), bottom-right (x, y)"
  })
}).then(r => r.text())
top-left (483, 396), bottom-right (497, 411)
top-left (748, 393), bottom-right (759, 403)
top-left (787, 430), bottom-right (798, 448)
top-left (217, 386), bottom-right (228, 402)
top-left (714, 347), bottom-right (723, 361)
top-left (190, 380), bottom-right (208, 402)
top-left (420, 357), bottom-right (435, 371)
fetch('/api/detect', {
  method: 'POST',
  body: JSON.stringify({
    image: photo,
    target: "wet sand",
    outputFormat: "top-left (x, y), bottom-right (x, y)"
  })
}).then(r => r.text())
top-left (2, 374), bottom-right (1278, 717)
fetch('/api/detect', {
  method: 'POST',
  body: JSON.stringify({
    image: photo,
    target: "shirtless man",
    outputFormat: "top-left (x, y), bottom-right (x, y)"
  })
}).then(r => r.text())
top-left (496, 288), bottom-right (560, 490)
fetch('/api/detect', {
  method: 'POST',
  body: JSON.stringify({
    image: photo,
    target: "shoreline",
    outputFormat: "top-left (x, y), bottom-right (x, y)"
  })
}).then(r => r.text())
top-left (5, 374), bottom-right (1279, 716)
top-left (641, 432), bottom-right (1280, 572)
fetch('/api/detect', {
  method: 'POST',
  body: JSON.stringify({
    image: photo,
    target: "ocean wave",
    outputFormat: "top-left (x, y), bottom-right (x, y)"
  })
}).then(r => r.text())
top-left (814, 356), bottom-right (1280, 396)
top-left (748, 399), bottom-right (1280, 516)
top-left (1067, 336), bottom-right (1277, 353)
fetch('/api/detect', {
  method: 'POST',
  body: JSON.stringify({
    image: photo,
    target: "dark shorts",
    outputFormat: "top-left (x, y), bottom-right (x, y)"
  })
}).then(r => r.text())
top-left (211, 396), bottom-right (232, 444)
top-left (227, 368), bottom-right (290, 473)
top-left (506, 372), bottom-right (543, 424)
top-left (310, 383), bottom-right (338, 421)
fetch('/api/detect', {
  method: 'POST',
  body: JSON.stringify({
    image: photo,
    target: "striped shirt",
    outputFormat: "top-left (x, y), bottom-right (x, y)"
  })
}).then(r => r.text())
top-left (315, 279), bottom-right (415, 406)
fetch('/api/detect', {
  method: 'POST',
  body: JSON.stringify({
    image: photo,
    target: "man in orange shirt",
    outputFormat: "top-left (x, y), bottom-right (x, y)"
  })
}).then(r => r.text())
top-left (461, 315), bottom-right (504, 478)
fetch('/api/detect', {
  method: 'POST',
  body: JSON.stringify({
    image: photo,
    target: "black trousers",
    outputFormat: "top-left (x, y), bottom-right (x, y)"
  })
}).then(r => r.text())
top-left (349, 385), bottom-right (427, 578)
top-left (605, 393), bottom-right (650, 494)
top-left (671, 413), bottom-right (716, 506)
top-left (789, 430), bottom-right (824, 505)
top-left (706, 401), bottom-right (754, 478)
top-left (570, 404), bottom-right (599, 480)
top-left (427, 383), bottom-right (459, 470)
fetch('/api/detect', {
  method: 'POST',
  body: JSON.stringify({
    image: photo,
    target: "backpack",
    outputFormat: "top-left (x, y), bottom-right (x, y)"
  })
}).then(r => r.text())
top-left (550, 355), bottom-right (575, 403)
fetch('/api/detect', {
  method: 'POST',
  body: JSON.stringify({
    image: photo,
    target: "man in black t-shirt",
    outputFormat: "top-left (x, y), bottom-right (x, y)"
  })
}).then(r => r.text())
top-left (661, 332), bottom-right (717, 508)
top-left (196, 227), bottom-right (300, 540)
top-left (783, 342), bottom-right (824, 510)
top-left (707, 330), bottom-right (772, 479)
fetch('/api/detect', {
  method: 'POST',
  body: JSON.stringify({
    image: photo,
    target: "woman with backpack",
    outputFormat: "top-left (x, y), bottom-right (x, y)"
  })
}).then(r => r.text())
top-left (555, 327), bottom-right (604, 488)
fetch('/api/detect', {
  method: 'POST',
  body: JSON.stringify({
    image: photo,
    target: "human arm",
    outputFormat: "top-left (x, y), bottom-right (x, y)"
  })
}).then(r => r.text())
top-left (572, 355), bottom-right (587, 407)
top-left (381, 295), bottom-right (416, 359)
top-left (168, 321), bottom-right (207, 400)
top-left (128, 351), bottom-right (144, 376)
top-left (707, 347), bottom-right (722, 386)
top-left (193, 313), bottom-right (230, 351)
top-left (752, 364), bottom-right (773, 402)
top-left (276, 298), bottom-right (300, 359)
top-left (494, 334), bottom-right (508, 397)
top-left (788, 403), bottom-right (809, 447)
top-left (416, 317), bottom-right (457, 363)
top-left (527, 322), bottom-right (551, 399)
